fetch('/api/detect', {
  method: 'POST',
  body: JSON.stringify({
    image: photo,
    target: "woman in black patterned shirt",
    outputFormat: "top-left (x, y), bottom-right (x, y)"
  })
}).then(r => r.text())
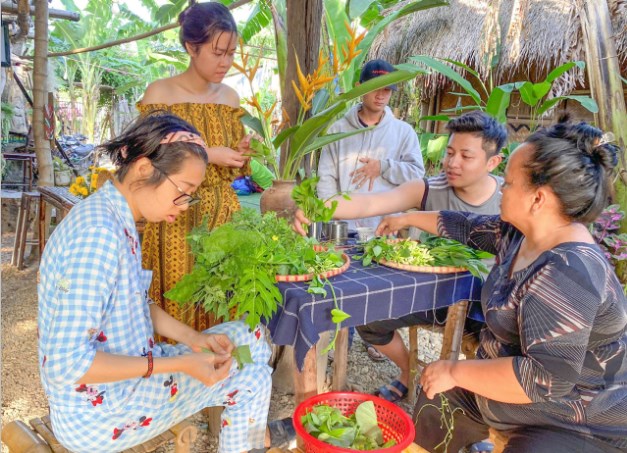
top-left (377, 119), bottom-right (626, 453)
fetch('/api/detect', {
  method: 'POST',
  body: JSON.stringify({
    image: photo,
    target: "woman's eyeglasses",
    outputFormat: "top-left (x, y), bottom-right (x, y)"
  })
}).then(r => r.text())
top-left (163, 174), bottom-right (201, 207)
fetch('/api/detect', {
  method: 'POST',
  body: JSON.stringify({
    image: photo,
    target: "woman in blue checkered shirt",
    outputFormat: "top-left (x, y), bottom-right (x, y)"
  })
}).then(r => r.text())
top-left (38, 113), bottom-right (273, 453)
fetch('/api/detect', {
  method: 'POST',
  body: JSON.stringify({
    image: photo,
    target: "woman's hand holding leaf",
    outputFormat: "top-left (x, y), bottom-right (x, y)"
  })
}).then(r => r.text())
top-left (180, 351), bottom-right (232, 387)
top-left (206, 146), bottom-right (248, 168)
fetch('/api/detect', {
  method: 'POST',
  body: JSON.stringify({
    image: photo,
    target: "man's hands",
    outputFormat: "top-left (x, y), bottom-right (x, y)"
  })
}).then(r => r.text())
top-left (293, 209), bottom-right (311, 236)
top-left (375, 213), bottom-right (411, 236)
top-left (182, 333), bottom-right (235, 386)
top-left (350, 157), bottom-right (381, 191)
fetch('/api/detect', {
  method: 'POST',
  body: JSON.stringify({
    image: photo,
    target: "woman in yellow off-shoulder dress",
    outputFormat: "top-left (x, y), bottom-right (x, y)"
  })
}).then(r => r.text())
top-left (137, 2), bottom-right (252, 333)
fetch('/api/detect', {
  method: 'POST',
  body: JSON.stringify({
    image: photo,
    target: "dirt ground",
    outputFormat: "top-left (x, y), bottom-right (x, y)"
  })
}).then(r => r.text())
top-left (1, 231), bottom-right (441, 452)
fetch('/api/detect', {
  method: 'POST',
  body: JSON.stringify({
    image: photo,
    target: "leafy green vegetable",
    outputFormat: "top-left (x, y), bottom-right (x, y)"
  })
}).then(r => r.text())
top-left (165, 209), bottom-right (346, 330)
top-left (355, 234), bottom-right (493, 278)
top-left (232, 345), bottom-right (254, 369)
top-left (291, 175), bottom-right (351, 228)
top-left (201, 344), bottom-right (253, 370)
top-left (301, 401), bottom-right (397, 450)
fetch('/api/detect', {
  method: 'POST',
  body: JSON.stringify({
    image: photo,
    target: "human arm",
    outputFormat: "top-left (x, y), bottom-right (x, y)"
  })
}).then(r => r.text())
top-left (78, 306), bottom-right (233, 385)
top-left (420, 357), bottom-right (531, 403)
top-left (376, 211), bottom-right (440, 236)
top-left (437, 211), bottom-right (505, 255)
top-left (422, 253), bottom-right (603, 405)
top-left (40, 227), bottom-right (230, 388)
top-left (293, 179), bottom-right (427, 235)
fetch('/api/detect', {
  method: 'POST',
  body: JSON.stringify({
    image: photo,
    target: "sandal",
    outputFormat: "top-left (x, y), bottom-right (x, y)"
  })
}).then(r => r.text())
top-left (373, 379), bottom-right (408, 403)
top-left (366, 344), bottom-right (386, 362)
top-left (250, 418), bottom-right (296, 452)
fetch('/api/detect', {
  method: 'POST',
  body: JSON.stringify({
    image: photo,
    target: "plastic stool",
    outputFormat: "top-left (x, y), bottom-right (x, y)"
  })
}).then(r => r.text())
top-left (12, 191), bottom-right (40, 270)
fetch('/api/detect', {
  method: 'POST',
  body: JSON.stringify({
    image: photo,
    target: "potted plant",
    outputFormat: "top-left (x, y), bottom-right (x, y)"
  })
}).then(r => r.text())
top-left (234, 32), bottom-right (424, 217)
top-left (53, 157), bottom-right (73, 186)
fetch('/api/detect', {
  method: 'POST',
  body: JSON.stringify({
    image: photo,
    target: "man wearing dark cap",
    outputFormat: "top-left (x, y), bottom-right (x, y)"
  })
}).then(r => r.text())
top-left (317, 59), bottom-right (425, 232)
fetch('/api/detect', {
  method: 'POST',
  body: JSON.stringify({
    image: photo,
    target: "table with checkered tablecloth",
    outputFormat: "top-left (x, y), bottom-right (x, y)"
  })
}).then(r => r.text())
top-left (265, 250), bottom-right (483, 405)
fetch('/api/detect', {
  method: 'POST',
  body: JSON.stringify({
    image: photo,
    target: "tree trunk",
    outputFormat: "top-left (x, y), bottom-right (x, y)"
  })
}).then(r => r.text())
top-left (579, 0), bottom-right (627, 283)
top-left (34, 0), bottom-right (53, 187)
top-left (280, 0), bottom-right (323, 175)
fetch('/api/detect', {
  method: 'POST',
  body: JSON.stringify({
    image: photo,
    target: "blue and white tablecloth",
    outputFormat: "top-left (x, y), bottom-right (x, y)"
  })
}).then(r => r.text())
top-left (266, 254), bottom-right (483, 370)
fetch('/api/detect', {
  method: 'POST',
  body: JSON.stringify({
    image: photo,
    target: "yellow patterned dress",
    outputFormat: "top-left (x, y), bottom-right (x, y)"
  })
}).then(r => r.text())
top-left (136, 103), bottom-right (248, 333)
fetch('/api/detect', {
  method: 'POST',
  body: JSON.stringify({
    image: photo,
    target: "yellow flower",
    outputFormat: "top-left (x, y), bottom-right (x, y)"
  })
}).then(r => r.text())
top-left (272, 235), bottom-right (278, 241)
top-left (75, 176), bottom-right (85, 185)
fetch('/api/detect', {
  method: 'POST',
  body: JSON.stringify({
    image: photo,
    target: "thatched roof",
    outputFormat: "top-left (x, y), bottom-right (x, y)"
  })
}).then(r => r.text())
top-left (370, 0), bottom-right (627, 98)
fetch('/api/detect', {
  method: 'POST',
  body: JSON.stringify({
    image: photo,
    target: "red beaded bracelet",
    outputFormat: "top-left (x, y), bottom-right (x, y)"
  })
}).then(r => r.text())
top-left (143, 351), bottom-right (153, 378)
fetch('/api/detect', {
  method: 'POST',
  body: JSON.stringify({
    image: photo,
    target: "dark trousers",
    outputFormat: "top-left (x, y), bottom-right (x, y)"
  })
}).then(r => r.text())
top-left (413, 387), bottom-right (624, 453)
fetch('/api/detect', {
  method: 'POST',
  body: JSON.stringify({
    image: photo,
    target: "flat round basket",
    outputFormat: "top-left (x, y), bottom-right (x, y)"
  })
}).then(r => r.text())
top-left (275, 246), bottom-right (351, 283)
top-left (377, 239), bottom-right (467, 274)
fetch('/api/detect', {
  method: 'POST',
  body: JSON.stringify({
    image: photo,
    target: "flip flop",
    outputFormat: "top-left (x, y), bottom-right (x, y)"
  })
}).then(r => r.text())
top-left (470, 441), bottom-right (494, 453)
top-left (249, 417), bottom-right (296, 452)
top-left (366, 344), bottom-right (386, 362)
top-left (373, 379), bottom-right (408, 403)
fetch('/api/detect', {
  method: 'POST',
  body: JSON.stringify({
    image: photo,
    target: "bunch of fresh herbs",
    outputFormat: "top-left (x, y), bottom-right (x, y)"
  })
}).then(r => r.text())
top-left (165, 209), bottom-right (348, 330)
top-left (301, 401), bottom-right (397, 450)
top-left (356, 234), bottom-right (492, 278)
top-left (291, 175), bottom-right (350, 227)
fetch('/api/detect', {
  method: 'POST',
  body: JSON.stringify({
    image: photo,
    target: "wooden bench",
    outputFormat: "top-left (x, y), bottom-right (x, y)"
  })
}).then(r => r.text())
top-left (1, 415), bottom-right (197, 453)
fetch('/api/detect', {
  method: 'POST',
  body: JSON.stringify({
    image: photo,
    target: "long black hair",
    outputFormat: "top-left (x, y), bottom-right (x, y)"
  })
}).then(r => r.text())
top-left (99, 112), bottom-right (208, 185)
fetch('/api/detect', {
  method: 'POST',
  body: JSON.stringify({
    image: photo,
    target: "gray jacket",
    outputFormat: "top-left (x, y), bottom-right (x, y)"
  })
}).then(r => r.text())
top-left (317, 104), bottom-right (424, 229)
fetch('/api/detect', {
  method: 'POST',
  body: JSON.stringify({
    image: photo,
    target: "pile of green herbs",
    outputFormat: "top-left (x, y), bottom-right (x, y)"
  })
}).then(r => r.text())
top-left (291, 175), bottom-right (350, 226)
top-left (301, 401), bottom-right (397, 450)
top-left (165, 209), bottom-right (346, 330)
top-left (356, 234), bottom-right (493, 278)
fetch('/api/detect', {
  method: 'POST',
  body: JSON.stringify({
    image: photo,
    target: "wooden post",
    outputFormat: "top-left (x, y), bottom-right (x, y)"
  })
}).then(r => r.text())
top-left (33, 0), bottom-right (53, 188)
top-left (280, 0), bottom-right (323, 175)
top-left (579, 0), bottom-right (627, 284)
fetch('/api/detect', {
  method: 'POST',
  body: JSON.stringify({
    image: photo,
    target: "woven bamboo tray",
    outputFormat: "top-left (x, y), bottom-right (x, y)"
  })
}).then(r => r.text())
top-left (377, 239), bottom-right (467, 274)
top-left (275, 246), bottom-right (351, 283)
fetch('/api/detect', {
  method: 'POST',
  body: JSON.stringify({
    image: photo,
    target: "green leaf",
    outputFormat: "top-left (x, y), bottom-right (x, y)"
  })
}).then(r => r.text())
top-left (240, 2), bottom-right (273, 43)
top-left (348, 0), bottom-right (377, 19)
top-left (426, 135), bottom-right (448, 163)
top-left (485, 86), bottom-right (511, 124)
top-left (537, 95), bottom-right (599, 116)
top-left (302, 129), bottom-right (371, 155)
top-left (409, 55), bottom-right (482, 105)
top-left (418, 114), bottom-right (450, 122)
top-left (241, 112), bottom-right (265, 137)
top-left (232, 345), bottom-right (253, 369)
top-left (331, 308), bottom-right (351, 323)
top-left (545, 61), bottom-right (584, 84)
top-left (272, 125), bottom-right (299, 149)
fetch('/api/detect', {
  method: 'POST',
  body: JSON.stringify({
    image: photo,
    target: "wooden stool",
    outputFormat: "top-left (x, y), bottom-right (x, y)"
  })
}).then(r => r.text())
top-left (11, 191), bottom-right (40, 270)
top-left (407, 300), bottom-right (469, 404)
top-left (1, 415), bottom-right (198, 453)
top-left (1, 153), bottom-right (37, 191)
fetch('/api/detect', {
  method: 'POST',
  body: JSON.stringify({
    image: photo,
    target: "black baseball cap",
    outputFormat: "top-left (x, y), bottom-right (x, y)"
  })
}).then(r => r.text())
top-left (359, 59), bottom-right (397, 91)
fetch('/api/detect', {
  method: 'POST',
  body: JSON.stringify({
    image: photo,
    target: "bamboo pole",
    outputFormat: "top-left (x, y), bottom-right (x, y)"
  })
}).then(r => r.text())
top-left (0, 2), bottom-right (80, 22)
top-left (33, 0), bottom-right (53, 188)
top-left (579, 0), bottom-right (627, 283)
top-left (45, 0), bottom-right (253, 58)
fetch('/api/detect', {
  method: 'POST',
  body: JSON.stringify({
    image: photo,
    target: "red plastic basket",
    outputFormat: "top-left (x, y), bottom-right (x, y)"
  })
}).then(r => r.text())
top-left (293, 391), bottom-right (415, 453)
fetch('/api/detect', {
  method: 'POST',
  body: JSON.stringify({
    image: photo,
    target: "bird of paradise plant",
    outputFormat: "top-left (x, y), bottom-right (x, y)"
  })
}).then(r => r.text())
top-left (235, 25), bottom-right (425, 181)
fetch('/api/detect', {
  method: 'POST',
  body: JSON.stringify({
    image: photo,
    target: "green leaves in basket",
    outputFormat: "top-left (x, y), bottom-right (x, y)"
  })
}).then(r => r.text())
top-left (356, 234), bottom-right (493, 279)
top-left (301, 401), bottom-right (397, 450)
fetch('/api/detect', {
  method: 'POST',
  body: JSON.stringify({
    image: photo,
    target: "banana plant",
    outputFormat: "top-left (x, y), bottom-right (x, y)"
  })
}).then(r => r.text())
top-left (408, 56), bottom-right (598, 127)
